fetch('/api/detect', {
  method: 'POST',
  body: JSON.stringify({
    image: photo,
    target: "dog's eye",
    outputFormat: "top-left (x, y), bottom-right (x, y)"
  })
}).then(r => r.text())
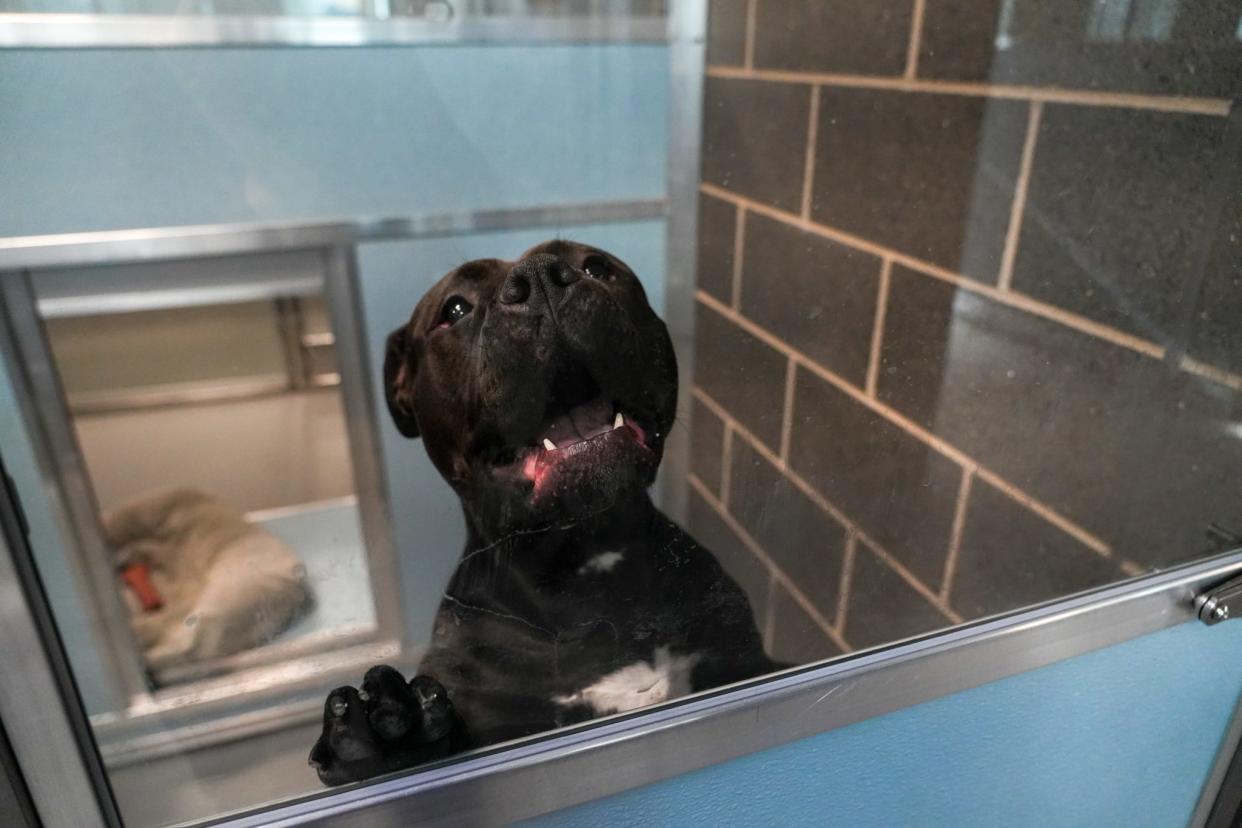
top-left (437, 296), bottom-right (473, 328)
top-left (583, 255), bottom-right (612, 280)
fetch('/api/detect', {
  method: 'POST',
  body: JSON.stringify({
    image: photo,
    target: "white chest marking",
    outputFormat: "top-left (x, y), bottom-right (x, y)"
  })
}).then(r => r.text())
top-left (578, 551), bottom-right (625, 576)
top-left (554, 646), bottom-right (702, 715)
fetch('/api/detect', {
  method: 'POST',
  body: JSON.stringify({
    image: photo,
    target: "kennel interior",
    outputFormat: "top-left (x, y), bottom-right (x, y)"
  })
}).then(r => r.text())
top-left (0, 1), bottom-right (1240, 826)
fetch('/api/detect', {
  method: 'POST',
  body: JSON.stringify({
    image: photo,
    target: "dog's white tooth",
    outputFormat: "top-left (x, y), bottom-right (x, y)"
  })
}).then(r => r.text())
top-left (614, 412), bottom-right (624, 429)
top-left (542, 438), bottom-right (557, 451)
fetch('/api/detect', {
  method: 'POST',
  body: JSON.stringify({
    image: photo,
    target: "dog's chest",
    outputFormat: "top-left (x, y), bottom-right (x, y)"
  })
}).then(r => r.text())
top-left (553, 646), bottom-right (702, 715)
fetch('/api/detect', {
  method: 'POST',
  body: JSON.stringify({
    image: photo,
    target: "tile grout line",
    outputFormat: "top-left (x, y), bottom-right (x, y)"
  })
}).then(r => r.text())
top-left (689, 473), bottom-right (853, 652)
top-left (779, 357), bottom-right (797, 463)
top-left (834, 532), bottom-right (857, 633)
top-left (864, 258), bottom-right (893, 397)
top-left (731, 206), bottom-right (746, 311)
top-left (690, 298), bottom-right (1115, 559)
top-left (903, 0), bottom-right (926, 80)
top-left (998, 100), bottom-right (1043, 291)
top-left (700, 181), bottom-right (1174, 364)
top-left (720, 424), bottom-right (735, 508)
top-left (939, 467), bottom-right (975, 603)
top-left (703, 65), bottom-right (1232, 117)
top-left (973, 467), bottom-right (1111, 557)
top-left (743, 0), bottom-right (757, 69)
top-left (1181, 355), bottom-right (1242, 392)
top-left (800, 83), bottom-right (821, 220)
top-left (692, 386), bottom-right (965, 625)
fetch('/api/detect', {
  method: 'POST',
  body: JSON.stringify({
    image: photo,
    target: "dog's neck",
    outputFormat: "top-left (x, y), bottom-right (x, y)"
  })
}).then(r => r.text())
top-left (457, 487), bottom-right (661, 579)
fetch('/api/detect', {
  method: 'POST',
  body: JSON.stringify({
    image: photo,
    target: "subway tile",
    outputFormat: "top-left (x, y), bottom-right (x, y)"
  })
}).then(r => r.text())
top-left (768, 583), bottom-right (843, 666)
top-left (918, 0), bottom-right (1242, 98)
top-left (694, 302), bottom-right (788, 451)
top-left (687, 488), bottom-right (771, 631)
top-left (1011, 105), bottom-right (1228, 344)
top-left (809, 87), bottom-right (1027, 283)
top-left (877, 264), bottom-right (1242, 570)
top-left (706, 0), bottom-right (748, 66)
top-left (729, 436), bottom-right (847, 621)
top-left (696, 193), bottom-right (737, 305)
top-left (740, 211), bottom-right (881, 388)
top-left (754, 0), bottom-right (911, 76)
top-left (843, 545), bottom-right (951, 650)
top-left (788, 365), bottom-right (962, 588)
top-left (702, 77), bottom-right (811, 213)
top-left (689, 397), bottom-right (726, 497)
top-left (950, 478), bottom-right (1126, 620)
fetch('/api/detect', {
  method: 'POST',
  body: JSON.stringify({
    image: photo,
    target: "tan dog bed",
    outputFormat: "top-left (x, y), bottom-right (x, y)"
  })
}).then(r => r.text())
top-left (105, 488), bottom-right (313, 671)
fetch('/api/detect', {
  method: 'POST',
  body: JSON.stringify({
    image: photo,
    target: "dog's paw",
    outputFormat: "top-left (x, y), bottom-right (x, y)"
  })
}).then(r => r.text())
top-left (309, 666), bottom-right (463, 786)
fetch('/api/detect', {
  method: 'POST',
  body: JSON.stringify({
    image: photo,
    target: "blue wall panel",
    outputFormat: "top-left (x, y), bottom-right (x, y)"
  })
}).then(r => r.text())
top-left (0, 45), bottom-right (667, 236)
top-left (524, 620), bottom-right (1242, 828)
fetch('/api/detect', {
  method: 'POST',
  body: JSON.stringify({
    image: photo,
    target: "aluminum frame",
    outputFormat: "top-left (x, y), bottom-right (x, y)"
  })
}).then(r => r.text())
top-left (654, 0), bottom-right (705, 524)
top-left (0, 12), bottom-right (668, 48)
top-left (0, 200), bottom-right (668, 271)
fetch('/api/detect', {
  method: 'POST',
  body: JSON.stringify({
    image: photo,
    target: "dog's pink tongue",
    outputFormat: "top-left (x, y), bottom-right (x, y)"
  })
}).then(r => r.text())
top-left (544, 398), bottom-right (613, 446)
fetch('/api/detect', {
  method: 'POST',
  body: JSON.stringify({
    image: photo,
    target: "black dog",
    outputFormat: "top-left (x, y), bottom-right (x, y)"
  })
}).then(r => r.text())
top-left (310, 241), bottom-right (778, 784)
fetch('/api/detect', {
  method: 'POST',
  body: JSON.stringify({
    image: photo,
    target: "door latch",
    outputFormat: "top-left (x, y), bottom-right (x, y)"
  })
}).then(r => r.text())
top-left (1197, 575), bottom-right (1242, 625)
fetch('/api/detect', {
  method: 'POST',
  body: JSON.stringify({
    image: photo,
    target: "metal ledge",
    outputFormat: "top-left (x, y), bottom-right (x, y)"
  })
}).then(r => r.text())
top-left (0, 199), bottom-right (668, 271)
top-left (0, 13), bottom-right (669, 48)
top-left (218, 548), bottom-right (1242, 827)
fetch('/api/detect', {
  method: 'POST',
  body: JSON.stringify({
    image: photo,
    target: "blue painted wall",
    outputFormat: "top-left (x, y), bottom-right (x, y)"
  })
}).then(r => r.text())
top-left (0, 45), bottom-right (667, 235)
top-left (524, 619), bottom-right (1242, 828)
top-left (0, 43), bottom-right (669, 712)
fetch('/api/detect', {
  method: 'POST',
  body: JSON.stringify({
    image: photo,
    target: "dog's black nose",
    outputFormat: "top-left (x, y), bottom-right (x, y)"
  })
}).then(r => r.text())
top-left (499, 254), bottom-right (578, 308)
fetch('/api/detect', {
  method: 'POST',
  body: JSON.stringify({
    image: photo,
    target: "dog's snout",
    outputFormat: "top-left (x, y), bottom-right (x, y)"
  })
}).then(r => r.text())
top-left (498, 254), bottom-right (578, 308)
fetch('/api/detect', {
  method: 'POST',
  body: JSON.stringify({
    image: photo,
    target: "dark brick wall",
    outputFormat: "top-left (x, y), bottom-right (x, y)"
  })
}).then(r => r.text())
top-left (686, 0), bottom-right (1242, 660)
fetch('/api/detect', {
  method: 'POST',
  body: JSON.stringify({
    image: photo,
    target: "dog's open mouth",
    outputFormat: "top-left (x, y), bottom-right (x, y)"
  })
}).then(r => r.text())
top-left (520, 397), bottom-right (651, 492)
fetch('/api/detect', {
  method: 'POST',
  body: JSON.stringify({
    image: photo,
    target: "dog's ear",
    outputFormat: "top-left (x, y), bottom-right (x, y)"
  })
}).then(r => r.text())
top-left (384, 325), bottom-right (421, 439)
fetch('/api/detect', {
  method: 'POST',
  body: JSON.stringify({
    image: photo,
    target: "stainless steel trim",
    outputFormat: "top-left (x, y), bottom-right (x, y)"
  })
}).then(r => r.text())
top-left (36, 276), bottom-right (323, 318)
top-left (65, 375), bottom-right (293, 415)
top-left (0, 496), bottom-right (115, 827)
top-left (0, 200), bottom-right (668, 271)
top-left (0, 271), bottom-right (152, 706)
top-left (217, 549), bottom-right (1242, 827)
top-left (321, 244), bottom-right (409, 656)
top-left (655, 0), bottom-right (705, 524)
top-left (0, 13), bottom-right (668, 48)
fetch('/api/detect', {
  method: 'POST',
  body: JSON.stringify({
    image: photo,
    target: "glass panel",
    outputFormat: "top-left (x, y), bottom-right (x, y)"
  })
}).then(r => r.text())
top-left (0, 0), bottom-right (665, 18)
top-left (0, 0), bottom-right (1239, 824)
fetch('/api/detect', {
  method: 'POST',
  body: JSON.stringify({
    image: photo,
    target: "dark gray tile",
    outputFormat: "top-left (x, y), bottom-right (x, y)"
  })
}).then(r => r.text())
top-left (694, 302), bottom-right (788, 451)
top-left (703, 77), bottom-right (811, 212)
top-left (754, 0), bottom-right (911, 76)
top-left (1183, 118), bottom-right (1241, 376)
top-left (1188, 200), bottom-right (1242, 374)
top-left (843, 545), bottom-right (951, 650)
top-left (809, 87), bottom-right (1027, 283)
top-left (768, 584), bottom-right (843, 665)
top-left (689, 398), bottom-right (726, 496)
top-left (707, 0), bottom-right (748, 66)
top-left (687, 489), bottom-right (771, 631)
top-left (1011, 105), bottom-right (1228, 344)
top-left (877, 264), bottom-right (1242, 570)
top-left (740, 211), bottom-right (881, 388)
top-left (788, 365), bottom-right (962, 588)
top-left (696, 193), bottom-right (737, 305)
top-left (919, 0), bottom-right (1242, 98)
top-left (950, 478), bottom-right (1126, 620)
top-left (729, 436), bottom-right (847, 621)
